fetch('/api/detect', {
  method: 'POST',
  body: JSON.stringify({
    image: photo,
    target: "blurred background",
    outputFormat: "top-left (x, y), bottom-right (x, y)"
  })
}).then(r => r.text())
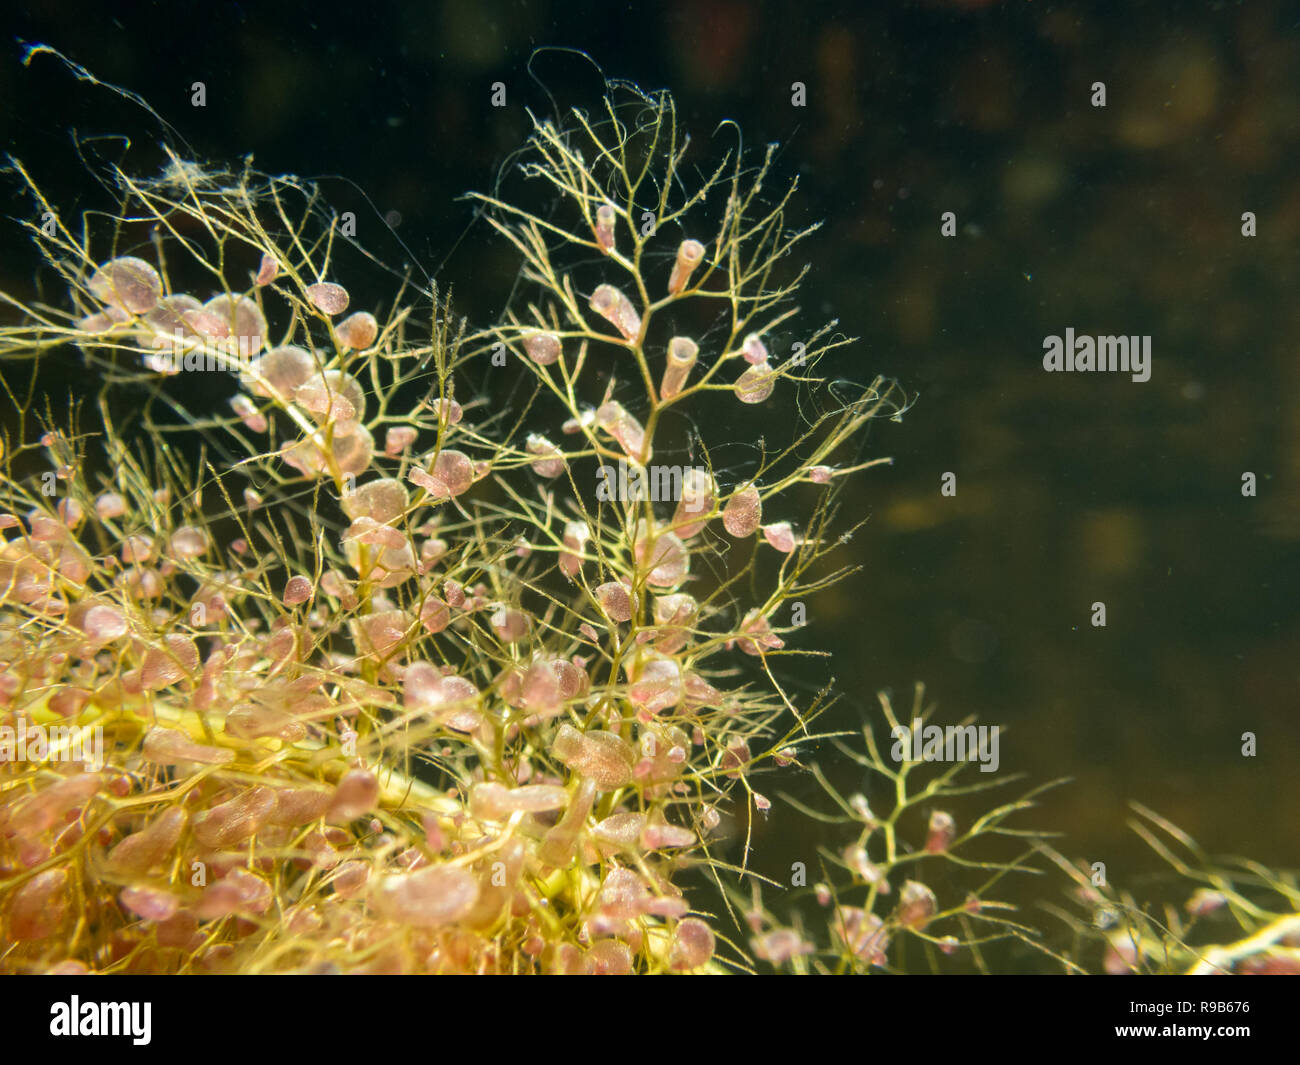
top-left (3, 0), bottom-right (1298, 947)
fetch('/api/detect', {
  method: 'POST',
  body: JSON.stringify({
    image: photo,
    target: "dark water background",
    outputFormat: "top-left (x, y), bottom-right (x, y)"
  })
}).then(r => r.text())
top-left (3, 0), bottom-right (1298, 960)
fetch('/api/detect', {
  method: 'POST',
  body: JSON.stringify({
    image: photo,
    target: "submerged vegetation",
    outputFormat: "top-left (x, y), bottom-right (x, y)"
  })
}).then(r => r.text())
top-left (0, 68), bottom-right (1293, 974)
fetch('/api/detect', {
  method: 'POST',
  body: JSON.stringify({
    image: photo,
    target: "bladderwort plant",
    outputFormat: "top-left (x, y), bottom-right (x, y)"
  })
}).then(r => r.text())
top-left (3, 58), bottom-right (1197, 975)
top-left (1043, 804), bottom-right (1300, 976)
top-left (731, 684), bottom-right (1071, 974)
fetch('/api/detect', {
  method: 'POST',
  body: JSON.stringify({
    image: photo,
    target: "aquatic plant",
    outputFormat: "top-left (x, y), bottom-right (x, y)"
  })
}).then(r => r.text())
top-left (1046, 803), bottom-right (1300, 975)
top-left (0, 73), bottom-right (927, 973)
top-left (6, 63), bottom-right (1281, 976)
top-left (731, 684), bottom-right (1073, 973)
